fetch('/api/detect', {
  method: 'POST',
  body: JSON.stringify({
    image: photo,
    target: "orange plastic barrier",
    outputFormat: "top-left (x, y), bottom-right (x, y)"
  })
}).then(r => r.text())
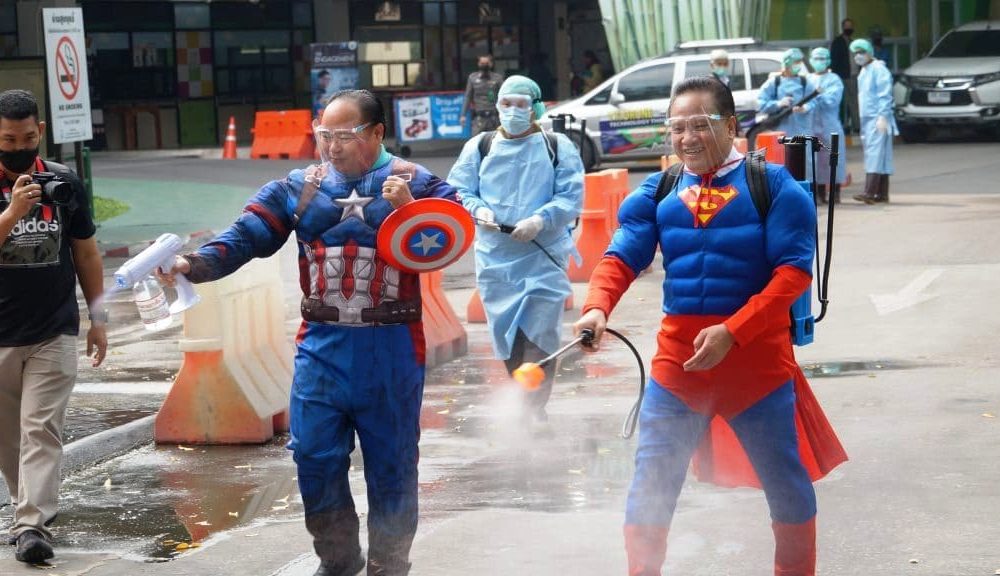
top-left (222, 116), bottom-right (238, 160)
top-left (156, 255), bottom-right (293, 445)
top-left (421, 270), bottom-right (468, 367)
top-left (754, 131), bottom-right (786, 165)
top-left (250, 110), bottom-right (315, 160)
top-left (569, 168), bottom-right (629, 282)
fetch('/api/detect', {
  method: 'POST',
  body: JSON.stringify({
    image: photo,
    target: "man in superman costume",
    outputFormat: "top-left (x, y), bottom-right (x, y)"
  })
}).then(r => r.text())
top-left (575, 77), bottom-right (847, 575)
top-left (160, 90), bottom-right (457, 576)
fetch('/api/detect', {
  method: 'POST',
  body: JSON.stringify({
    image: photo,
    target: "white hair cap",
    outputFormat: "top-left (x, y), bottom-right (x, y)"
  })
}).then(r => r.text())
top-left (710, 49), bottom-right (729, 62)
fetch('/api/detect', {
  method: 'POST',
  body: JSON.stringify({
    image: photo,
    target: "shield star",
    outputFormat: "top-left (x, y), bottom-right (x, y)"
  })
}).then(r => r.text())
top-left (411, 231), bottom-right (443, 256)
top-left (335, 188), bottom-right (374, 223)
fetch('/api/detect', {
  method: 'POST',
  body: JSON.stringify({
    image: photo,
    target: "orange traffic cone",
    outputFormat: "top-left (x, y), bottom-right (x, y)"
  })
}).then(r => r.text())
top-left (222, 116), bottom-right (238, 160)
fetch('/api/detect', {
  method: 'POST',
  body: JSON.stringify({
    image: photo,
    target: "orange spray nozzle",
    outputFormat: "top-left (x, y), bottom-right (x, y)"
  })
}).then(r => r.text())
top-left (513, 363), bottom-right (545, 391)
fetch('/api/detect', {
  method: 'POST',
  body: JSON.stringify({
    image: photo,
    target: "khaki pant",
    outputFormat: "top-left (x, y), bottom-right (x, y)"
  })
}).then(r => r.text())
top-left (0, 335), bottom-right (77, 540)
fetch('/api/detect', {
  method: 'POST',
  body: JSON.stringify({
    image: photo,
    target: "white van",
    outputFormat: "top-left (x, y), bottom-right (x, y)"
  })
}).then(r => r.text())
top-left (540, 42), bottom-right (785, 170)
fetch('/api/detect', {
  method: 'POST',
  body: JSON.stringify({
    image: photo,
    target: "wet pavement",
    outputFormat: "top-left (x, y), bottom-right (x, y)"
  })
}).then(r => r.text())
top-left (4, 143), bottom-right (1000, 574)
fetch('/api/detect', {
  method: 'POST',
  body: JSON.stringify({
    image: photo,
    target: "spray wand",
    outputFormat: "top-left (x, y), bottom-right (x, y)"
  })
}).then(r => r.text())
top-left (512, 328), bottom-right (648, 439)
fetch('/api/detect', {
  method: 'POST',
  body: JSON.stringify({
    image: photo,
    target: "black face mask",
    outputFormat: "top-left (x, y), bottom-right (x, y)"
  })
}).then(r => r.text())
top-left (0, 147), bottom-right (38, 175)
top-left (479, 65), bottom-right (491, 73)
top-left (843, 28), bottom-right (854, 36)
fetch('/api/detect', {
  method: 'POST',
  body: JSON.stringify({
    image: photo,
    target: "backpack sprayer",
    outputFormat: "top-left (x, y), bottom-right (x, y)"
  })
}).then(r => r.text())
top-left (780, 133), bottom-right (839, 336)
top-left (112, 233), bottom-right (201, 314)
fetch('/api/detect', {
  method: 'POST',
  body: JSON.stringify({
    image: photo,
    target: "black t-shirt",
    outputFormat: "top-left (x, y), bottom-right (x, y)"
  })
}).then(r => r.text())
top-left (0, 159), bottom-right (96, 346)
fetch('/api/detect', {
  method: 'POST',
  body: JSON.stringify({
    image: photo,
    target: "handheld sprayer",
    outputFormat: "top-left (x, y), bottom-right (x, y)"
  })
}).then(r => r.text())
top-left (113, 233), bottom-right (201, 315)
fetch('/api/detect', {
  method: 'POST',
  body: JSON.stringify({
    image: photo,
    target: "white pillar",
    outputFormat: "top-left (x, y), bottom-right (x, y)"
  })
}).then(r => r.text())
top-left (931, 0), bottom-right (940, 45)
top-left (826, 0), bottom-right (836, 41)
top-left (908, 0), bottom-right (918, 69)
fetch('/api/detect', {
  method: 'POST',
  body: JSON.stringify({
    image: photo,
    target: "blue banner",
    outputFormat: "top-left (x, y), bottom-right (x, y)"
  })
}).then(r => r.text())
top-left (396, 93), bottom-right (471, 143)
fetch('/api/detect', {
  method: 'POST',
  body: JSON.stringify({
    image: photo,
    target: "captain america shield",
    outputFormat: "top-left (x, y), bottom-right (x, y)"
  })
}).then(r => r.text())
top-left (377, 198), bottom-right (474, 273)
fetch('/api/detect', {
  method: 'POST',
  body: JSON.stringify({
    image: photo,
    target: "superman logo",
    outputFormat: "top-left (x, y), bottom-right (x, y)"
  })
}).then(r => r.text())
top-left (677, 184), bottom-right (739, 227)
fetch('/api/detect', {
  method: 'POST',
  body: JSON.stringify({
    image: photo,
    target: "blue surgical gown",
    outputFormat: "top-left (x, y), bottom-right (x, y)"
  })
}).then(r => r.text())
top-left (448, 131), bottom-right (584, 358)
top-left (857, 59), bottom-right (897, 174)
top-left (806, 72), bottom-right (848, 184)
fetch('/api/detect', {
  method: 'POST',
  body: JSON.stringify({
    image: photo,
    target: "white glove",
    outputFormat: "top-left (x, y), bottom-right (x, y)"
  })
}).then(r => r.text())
top-left (511, 215), bottom-right (544, 242)
top-left (876, 116), bottom-right (889, 134)
top-left (474, 207), bottom-right (495, 226)
top-left (779, 96), bottom-right (794, 108)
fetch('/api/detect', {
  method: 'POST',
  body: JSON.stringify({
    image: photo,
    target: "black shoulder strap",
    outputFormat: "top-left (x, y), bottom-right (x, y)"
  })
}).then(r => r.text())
top-left (774, 75), bottom-right (780, 98)
top-left (478, 129), bottom-right (559, 168)
top-left (745, 150), bottom-right (771, 222)
top-left (799, 75), bottom-right (806, 91)
top-left (653, 162), bottom-right (685, 204)
top-left (542, 131), bottom-right (559, 168)
top-left (477, 130), bottom-right (496, 160)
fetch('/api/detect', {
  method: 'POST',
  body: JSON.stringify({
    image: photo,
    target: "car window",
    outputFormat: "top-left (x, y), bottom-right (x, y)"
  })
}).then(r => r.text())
top-left (749, 58), bottom-right (781, 89)
top-left (616, 63), bottom-right (674, 102)
top-left (930, 30), bottom-right (1000, 57)
top-left (587, 84), bottom-right (613, 105)
top-left (683, 58), bottom-right (748, 92)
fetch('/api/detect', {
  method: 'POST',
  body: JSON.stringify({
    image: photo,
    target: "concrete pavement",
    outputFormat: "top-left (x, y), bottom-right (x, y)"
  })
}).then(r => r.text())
top-left (3, 140), bottom-right (1000, 574)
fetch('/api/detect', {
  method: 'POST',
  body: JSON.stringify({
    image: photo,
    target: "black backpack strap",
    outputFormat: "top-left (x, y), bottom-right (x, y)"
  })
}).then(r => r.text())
top-left (654, 162), bottom-right (685, 204)
top-left (773, 75), bottom-right (780, 98)
top-left (799, 75), bottom-right (806, 92)
top-left (542, 131), bottom-right (559, 168)
top-left (476, 130), bottom-right (496, 161)
top-left (745, 150), bottom-right (771, 222)
top-left (478, 129), bottom-right (559, 169)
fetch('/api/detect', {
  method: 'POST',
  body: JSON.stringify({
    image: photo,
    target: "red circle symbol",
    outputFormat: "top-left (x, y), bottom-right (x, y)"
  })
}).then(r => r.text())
top-left (55, 36), bottom-right (80, 100)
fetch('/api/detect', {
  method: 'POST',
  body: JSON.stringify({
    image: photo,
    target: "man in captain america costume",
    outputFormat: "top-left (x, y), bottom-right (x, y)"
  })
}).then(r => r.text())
top-left (160, 90), bottom-right (457, 576)
top-left (574, 77), bottom-right (847, 575)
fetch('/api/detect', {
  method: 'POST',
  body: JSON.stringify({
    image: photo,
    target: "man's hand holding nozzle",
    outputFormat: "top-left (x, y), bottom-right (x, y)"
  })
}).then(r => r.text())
top-left (573, 309), bottom-right (607, 352)
top-left (155, 256), bottom-right (191, 288)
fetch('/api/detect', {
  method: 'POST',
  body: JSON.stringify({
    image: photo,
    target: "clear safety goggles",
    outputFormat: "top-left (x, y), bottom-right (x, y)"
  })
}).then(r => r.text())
top-left (664, 113), bottom-right (725, 135)
top-left (313, 122), bottom-right (371, 145)
top-left (497, 94), bottom-right (534, 110)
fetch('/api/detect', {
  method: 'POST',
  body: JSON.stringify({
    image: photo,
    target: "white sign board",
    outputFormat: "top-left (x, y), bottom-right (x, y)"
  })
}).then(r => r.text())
top-left (42, 8), bottom-right (92, 143)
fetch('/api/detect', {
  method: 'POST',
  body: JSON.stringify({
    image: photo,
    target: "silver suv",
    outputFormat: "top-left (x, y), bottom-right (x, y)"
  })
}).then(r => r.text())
top-left (894, 21), bottom-right (1000, 141)
top-left (540, 41), bottom-right (784, 170)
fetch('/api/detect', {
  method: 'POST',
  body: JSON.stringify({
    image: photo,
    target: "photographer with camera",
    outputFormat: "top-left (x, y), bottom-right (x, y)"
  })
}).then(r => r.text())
top-left (0, 89), bottom-right (106, 564)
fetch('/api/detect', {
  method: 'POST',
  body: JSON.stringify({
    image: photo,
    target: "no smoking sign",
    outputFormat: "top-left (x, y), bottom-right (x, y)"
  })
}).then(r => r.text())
top-left (55, 36), bottom-right (80, 100)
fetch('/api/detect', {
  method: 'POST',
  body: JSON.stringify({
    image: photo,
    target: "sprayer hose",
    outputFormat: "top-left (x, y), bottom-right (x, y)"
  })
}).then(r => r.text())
top-left (602, 328), bottom-right (646, 439)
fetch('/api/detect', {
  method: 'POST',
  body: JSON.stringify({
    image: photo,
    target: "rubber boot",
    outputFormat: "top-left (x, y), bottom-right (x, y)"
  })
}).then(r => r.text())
top-left (624, 524), bottom-right (668, 576)
top-left (853, 174), bottom-right (878, 204)
top-left (305, 509), bottom-right (365, 576)
top-left (773, 517), bottom-right (816, 576)
top-left (367, 530), bottom-right (414, 576)
top-left (874, 174), bottom-right (890, 203)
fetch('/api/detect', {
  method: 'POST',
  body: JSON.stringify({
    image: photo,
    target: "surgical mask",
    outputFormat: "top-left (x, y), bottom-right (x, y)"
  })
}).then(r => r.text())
top-left (853, 53), bottom-right (869, 67)
top-left (790, 64), bottom-right (803, 76)
top-left (0, 147), bottom-right (38, 175)
top-left (711, 66), bottom-right (728, 78)
top-left (810, 58), bottom-right (830, 73)
top-left (499, 106), bottom-right (533, 135)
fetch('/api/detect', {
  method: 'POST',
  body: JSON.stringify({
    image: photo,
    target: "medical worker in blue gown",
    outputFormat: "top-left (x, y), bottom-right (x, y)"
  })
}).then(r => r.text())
top-left (805, 47), bottom-right (848, 204)
top-left (850, 38), bottom-right (897, 204)
top-left (448, 75), bottom-right (584, 421)
top-left (758, 48), bottom-right (818, 141)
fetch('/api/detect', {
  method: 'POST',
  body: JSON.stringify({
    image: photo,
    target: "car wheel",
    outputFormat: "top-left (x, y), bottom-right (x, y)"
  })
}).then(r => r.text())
top-left (568, 130), bottom-right (598, 172)
top-left (899, 124), bottom-right (928, 143)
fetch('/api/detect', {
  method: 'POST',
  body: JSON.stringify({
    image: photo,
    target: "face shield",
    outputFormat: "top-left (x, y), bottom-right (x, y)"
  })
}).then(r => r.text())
top-left (666, 94), bottom-right (738, 175)
top-left (311, 118), bottom-right (381, 183)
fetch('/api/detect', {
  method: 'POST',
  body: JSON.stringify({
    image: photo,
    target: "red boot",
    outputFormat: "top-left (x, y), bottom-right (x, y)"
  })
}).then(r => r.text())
top-left (624, 524), bottom-right (668, 576)
top-left (773, 517), bottom-right (816, 576)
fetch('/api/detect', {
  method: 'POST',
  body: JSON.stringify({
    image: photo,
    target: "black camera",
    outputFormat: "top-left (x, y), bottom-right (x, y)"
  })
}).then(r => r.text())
top-left (31, 172), bottom-right (73, 205)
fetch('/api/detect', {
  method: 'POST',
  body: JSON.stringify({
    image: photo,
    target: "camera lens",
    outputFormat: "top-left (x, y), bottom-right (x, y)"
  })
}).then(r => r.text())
top-left (42, 181), bottom-right (74, 205)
